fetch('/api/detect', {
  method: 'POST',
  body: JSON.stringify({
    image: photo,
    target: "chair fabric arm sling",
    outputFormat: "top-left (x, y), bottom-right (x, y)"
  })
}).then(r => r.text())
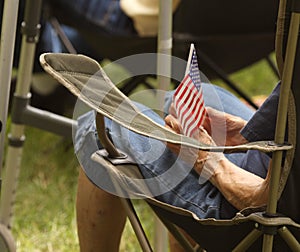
top-left (38, 0), bottom-right (300, 250)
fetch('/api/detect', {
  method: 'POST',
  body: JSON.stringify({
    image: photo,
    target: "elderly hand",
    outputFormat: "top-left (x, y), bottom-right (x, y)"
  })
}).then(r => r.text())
top-left (167, 103), bottom-right (247, 145)
top-left (165, 103), bottom-right (270, 210)
top-left (164, 113), bottom-right (222, 179)
top-left (164, 114), bottom-right (197, 163)
top-left (203, 107), bottom-right (248, 146)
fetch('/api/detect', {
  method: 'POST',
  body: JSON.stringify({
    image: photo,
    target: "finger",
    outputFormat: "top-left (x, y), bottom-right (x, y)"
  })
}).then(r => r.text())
top-left (201, 108), bottom-right (213, 134)
top-left (168, 103), bottom-right (177, 118)
top-left (164, 115), bottom-right (182, 134)
top-left (198, 126), bottom-right (212, 143)
top-left (202, 112), bottom-right (211, 133)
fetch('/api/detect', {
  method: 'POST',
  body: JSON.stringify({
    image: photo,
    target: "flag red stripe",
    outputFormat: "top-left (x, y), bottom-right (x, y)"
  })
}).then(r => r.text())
top-left (175, 78), bottom-right (198, 118)
top-left (184, 100), bottom-right (204, 136)
top-left (174, 77), bottom-right (206, 136)
top-left (180, 90), bottom-right (203, 133)
top-left (186, 103), bottom-right (206, 136)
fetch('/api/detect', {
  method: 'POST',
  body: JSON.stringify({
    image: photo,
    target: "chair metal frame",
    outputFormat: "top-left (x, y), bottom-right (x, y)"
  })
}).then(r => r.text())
top-left (0, 0), bottom-right (75, 250)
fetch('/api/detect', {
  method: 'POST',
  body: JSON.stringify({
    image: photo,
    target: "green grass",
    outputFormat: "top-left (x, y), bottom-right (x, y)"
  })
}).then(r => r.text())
top-left (10, 127), bottom-right (154, 251)
top-left (214, 54), bottom-right (279, 98)
top-left (12, 128), bottom-right (79, 252)
top-left (4, 55), bottom-right (278, 251)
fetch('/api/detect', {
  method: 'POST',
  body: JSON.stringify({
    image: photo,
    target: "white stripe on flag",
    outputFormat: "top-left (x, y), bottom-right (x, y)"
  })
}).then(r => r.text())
top-left (173, 44), bottom-right (206, 137)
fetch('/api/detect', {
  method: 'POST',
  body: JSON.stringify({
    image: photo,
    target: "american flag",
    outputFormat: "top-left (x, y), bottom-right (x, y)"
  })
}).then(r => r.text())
top-left (173, 44), bottom-right (206, 137)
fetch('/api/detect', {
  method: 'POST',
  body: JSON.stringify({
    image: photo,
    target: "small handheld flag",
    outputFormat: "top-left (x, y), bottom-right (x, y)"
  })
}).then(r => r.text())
top-left (173, 44), bottom-right (206, 137)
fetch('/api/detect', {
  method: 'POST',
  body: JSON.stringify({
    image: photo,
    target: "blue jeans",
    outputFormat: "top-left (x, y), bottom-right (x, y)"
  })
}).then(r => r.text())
top-left (74, 83), bottom-right (270, 219)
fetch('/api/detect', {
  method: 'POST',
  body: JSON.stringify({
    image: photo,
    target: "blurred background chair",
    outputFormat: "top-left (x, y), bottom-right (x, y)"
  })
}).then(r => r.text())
top-left (2, 0), bottom-right (280, 113)
top-left (44, 0), bottom-right (279, 105)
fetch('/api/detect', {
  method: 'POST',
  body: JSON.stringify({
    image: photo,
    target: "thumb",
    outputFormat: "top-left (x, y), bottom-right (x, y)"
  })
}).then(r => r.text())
top-left (164, 115), bottom-right (182, 134)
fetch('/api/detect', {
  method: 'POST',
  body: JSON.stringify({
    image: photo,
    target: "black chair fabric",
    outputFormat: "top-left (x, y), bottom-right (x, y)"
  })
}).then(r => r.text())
top-left (47, 0), bottom-right (278, 78)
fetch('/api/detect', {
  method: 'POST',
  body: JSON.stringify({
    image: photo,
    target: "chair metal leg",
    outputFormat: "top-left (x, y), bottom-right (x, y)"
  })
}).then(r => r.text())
top-left (232, 226), bottom-right (262, 252)
top-left (120, 198), bottom-right (153, 252)
top-left (0, 0), bottom-right (20, 183)
top-left (0, 0), bottom-right (42, 228)
top-left (267, 10), bottom-right (300, 213)
top-left (154, 2), bottom-right (174, 251)
top-left (104, 162), bottom-right (153, 252)
top-left (159, 217), bottom-right (201, 252)
top-left (265, 55), bottom-right (280, 78)
top-left (278, 226), bottom-right (300, 252)
top-left (262, 234), bottom-right (274, 252)
top-left (262, 8), bottom-right (300, 252)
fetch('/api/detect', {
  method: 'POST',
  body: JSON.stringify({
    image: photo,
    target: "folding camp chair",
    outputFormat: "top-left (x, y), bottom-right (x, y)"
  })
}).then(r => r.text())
top-left (39, 0), bottom-right (300, 250)
top-left (39, 0), bottom-right (300, 249)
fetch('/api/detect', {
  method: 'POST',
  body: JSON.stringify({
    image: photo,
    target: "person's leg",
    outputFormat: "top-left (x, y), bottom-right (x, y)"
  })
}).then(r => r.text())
top-left (76, 168), bottom-right (127, 252)
top-left (74, 83), bottom-right (255, 251)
